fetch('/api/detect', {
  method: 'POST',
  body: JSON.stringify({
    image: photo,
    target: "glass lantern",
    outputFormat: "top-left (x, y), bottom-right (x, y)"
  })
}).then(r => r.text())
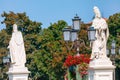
top-left (111, 40), bottom-right (116, 48)
top-left (71, 29), bottom-right (78, 41)
top-left (63, 27), bottom-right (71, 41)
top-left (111, 48), bottom-right (115, 55)
top-left (3, 56), bottom-right (10, 64)
top-left (88, 26), bottom-right (96, 41)
top-left (72, 14), bottom-right (81, 31)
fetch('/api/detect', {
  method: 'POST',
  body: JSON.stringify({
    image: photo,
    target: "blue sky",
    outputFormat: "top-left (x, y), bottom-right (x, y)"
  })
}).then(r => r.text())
top-left (0, 0), bottom-right (120, 30)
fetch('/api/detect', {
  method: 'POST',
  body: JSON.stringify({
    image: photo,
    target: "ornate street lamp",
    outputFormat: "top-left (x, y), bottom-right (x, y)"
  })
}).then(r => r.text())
top-left (63, 15), bottom-right (93, 56)
top-left (87, 26), bottom-right (96, 41)
top-left (63, 15), bottom-right (84, 55)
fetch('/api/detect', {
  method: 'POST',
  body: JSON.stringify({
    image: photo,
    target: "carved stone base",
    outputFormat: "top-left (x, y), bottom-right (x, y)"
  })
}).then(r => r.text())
top-left (88, 57), bottom-right (115, 80)
top-left (7, 66), bottom-right (30, 80)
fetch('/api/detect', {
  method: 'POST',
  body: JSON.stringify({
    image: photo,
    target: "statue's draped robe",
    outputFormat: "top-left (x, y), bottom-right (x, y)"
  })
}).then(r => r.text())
top-left (9, 31), bottom-right (26, 67)
top-left (91, 18), bottom-right (109, 59)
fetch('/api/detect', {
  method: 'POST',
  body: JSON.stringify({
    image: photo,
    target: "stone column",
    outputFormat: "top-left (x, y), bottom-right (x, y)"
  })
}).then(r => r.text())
top-left (7, 65), bottom-right (30, 80)
top-left (88, 57), bottom-right (115, 80)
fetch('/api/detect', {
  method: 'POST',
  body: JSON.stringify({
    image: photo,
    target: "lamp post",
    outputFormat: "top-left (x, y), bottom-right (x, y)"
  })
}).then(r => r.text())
top-left (63, 15), bottom-right (96, 55)
top-left (63, 15), bottom-right (81, 55)
top-left (63, 15), bottom-right (96, 80)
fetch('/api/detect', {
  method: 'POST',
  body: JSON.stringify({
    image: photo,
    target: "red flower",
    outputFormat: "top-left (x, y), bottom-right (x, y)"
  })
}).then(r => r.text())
top-left (64, 54), bottom-right (90, 68)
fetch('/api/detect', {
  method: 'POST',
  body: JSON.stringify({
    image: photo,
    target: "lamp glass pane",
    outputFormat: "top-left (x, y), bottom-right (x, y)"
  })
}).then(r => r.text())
top-left (71, 31), bottom-right (77, 41)
top-left (111, 48), bottom-right (115, 54)
top-left (111, 40), bottom-right (116, 48)
top-left (73, 20), bottom-right (80, 30)
top-left (63, 31), bottom-right (70, 41)
top-left (3, 57), bottom-right (7, 63)
top-left (88, 30), bottom-right (96, 41)
top-left (6, 58), bottom-right (10, 63)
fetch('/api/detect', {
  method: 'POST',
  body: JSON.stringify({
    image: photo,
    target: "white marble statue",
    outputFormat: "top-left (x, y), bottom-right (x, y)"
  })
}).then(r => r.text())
top-left (90, 6), bottom-right (109, 59)
top-left (8, 24), bottom-right (26, 67)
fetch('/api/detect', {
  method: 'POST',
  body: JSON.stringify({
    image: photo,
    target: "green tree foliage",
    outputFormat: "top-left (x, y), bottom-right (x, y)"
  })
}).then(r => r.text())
top-left (107, 13), bottom-right (120, 47)
top-left (31, 20), bottom-right (69, 80)
top-left (108, 13), bottom-right (120, 37)
top-left (78, 23), bottom-right (91, 54)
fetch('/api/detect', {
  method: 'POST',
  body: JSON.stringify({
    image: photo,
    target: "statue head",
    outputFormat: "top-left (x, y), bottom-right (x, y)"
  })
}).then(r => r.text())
top-left (93, 6), bottom-right (101, 18)
top-left (13, 24), bottom-right (18, 32)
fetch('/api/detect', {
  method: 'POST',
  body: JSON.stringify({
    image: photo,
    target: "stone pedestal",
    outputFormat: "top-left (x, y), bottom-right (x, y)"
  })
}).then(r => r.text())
top-left (88, 57), bottom-right (115, 80)
top-left (7, 66), bottom-right (30, 80)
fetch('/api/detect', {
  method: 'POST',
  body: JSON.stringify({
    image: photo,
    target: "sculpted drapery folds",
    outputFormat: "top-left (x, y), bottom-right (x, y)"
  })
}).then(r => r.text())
top-left (91, 6), bottom-right (109, 59)
top-left (8, 24), bottom-right (26, 67)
